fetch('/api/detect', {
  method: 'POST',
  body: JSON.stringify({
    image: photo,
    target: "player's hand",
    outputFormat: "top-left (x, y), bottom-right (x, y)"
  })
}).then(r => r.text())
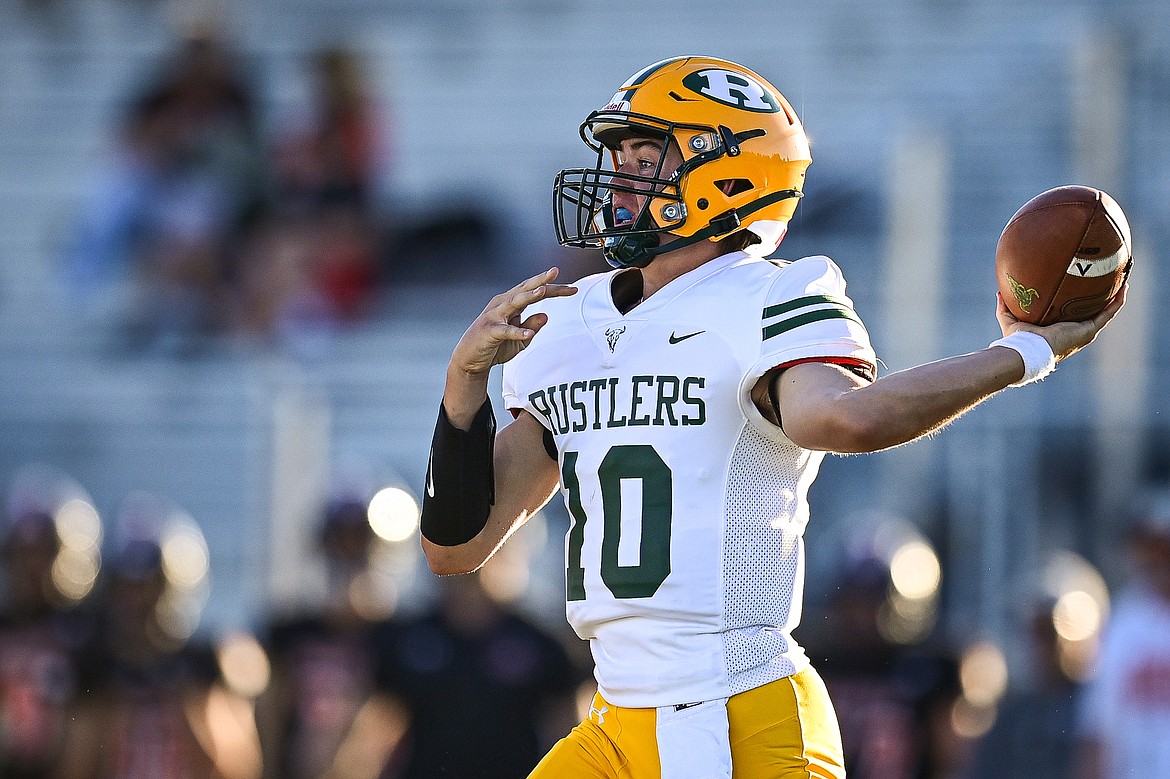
top-left (996, 283), bottom-right (1128, 362)
top-left (451, 267), bottom-right (578, 377)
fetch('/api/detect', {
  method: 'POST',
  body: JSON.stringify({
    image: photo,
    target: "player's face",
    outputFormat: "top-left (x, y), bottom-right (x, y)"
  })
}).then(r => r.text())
top-left (610, 136), bottom-right (683, 229)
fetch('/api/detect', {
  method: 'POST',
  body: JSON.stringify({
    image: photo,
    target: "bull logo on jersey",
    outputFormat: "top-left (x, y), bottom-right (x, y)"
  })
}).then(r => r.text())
top-left (682, 68), bottom-right (782, 113)
top-left (605, 326), bottom-right (626, 352)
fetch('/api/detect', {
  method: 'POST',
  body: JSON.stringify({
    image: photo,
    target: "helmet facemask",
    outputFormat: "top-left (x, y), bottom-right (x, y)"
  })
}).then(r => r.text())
top-left (554, 115), bottom-right (690, 269)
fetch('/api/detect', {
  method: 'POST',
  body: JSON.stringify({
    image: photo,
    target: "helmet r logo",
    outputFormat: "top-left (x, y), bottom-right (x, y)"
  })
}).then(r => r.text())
top-left (683, 69), bottom-right (781, 113)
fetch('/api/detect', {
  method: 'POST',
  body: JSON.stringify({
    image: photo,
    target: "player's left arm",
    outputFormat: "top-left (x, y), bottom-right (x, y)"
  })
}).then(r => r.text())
top-left (760, 288), bottom-right (1126, 454)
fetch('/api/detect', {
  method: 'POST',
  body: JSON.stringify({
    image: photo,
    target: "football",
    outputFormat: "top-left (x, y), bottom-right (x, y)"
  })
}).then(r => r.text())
top-left (995, 185), bottom-right (1131, 325)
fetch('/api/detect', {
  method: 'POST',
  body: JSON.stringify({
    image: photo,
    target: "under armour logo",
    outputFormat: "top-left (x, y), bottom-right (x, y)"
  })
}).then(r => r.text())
top-left (589, 704), bottom-right (609, 724)
top-left (605, 326), bottom-right (626, 352)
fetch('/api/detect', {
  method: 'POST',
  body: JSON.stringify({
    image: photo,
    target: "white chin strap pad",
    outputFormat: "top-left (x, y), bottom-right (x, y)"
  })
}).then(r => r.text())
top-left (742, 220), bottom-right (787, 256)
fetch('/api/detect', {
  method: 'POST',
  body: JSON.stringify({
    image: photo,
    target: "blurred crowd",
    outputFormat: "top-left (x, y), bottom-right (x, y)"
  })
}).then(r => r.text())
top-left (3, 461), bottom-right (1170, 778)
top-left (60, 26), bottom-right (519, 357)
top-left (64, 29), bottom-right (385, 354)
top-left (0, 464), bottom-right (586, 779)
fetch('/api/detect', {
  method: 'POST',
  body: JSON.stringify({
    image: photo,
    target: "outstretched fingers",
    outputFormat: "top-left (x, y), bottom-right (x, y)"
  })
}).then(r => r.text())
top-left (482, 312), bottom-right (550, 352)
top-left (518, 311), bottom-right (550, 337)
top-left (452, 269), bottom-right (577, 376)
top-left (1067, 282), bottom-right (1129, 344)
top-left (488, 318), bottom-right (540, 343)
top-left (1032, 282), bottom-right (1130, 362)
top-left (491, 268), bottom-right (577, 322)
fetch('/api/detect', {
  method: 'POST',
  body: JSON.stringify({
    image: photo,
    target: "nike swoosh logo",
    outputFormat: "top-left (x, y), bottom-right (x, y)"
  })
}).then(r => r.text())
top-left (668, 330), bottom-right (705, 344)
top-left (425, 450), bottom-right (435, 498)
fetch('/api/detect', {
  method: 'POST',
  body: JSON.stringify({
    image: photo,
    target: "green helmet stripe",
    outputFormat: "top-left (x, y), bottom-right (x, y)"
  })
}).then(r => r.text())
top-left (619, 56), bottom-right (687, 101)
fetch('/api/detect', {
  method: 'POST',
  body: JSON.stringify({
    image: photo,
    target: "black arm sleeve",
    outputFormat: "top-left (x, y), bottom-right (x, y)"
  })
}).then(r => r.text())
top-left (420, 399), bottom-right (496, 547)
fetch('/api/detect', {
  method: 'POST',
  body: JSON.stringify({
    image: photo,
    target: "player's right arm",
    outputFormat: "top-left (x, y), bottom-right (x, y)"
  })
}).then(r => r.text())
top-left (422, 410), bottom-right (559, 575)
top-left (420, 268), bottom-right (576, 575)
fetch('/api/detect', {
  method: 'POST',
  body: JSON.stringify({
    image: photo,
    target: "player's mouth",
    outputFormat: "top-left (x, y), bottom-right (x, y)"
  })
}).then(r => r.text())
top-left (613, 206), bottom-right (635, 227)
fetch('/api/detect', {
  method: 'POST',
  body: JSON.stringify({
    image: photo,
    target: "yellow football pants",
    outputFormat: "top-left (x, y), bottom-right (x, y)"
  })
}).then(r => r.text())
top-left (528, 668), bottom-right (845, 778)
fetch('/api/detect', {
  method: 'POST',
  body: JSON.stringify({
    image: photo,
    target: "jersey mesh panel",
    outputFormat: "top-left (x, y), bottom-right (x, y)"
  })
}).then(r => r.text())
top-left (722, 423), bottom-right (806, 695)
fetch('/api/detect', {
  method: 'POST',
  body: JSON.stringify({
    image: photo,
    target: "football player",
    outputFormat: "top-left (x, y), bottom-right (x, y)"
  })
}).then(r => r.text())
top-left (420, 56), bottom-right (1125, 778)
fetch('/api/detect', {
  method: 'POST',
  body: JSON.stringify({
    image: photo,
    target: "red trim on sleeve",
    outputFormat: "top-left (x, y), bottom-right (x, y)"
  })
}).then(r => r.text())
top-left (772, 356), bottom-right (875, 381)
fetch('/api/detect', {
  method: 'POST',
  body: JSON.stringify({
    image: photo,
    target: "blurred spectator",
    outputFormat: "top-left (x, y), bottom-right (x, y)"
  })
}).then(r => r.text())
top-left (268, 48), bottom-right (384, 215)
top-left (916, 658), bottom-right (974, 779)
top-left (59, 494), bottom-right (261, 779)
top-left (66, 28), bottom-right (267, 353)
top-left (1074, 490), bottom-right (1170, 779)
top-left (230, 205), bottom-right (379, 349)
top-left (230, 47), bottom-right (384, 347)
top-left (256, 498), bottom-right (407, 779)
top-left (0, 470), bottom-right (99, 778)
top-left (374, 564), bottom-right (584, 779)
top-left (806, 553), bottom-right (968, 779)
top-left (66, 34), bottom-right (393, 352)
top-left (965, 598), bottom-right (1081, 779)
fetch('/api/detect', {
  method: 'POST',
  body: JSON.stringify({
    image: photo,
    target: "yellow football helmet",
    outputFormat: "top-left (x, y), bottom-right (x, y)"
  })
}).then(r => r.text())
top-left (554, 56), bottom-right (811, 269)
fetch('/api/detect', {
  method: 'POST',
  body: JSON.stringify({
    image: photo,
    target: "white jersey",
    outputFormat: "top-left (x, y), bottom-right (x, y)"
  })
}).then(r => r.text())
top-left (502, 251), bottom-right (875, 708)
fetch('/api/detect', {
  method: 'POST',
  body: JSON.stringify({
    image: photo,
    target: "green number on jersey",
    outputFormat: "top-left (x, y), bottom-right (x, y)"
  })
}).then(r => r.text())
top-left (562, 444), bottom-right (672, 601)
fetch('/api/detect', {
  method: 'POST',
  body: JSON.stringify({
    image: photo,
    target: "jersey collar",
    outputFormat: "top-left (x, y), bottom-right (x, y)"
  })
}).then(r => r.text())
top-left (601, 250), bottom-right (753, 319)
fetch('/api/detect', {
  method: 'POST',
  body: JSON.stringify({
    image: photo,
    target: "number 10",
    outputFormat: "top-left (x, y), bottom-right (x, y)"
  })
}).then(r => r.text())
top-left (562, 445), bottom-right (673, 601)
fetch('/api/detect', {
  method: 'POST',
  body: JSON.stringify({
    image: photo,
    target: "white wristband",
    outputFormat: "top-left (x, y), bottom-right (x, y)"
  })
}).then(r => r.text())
top-left (989, 331), bottom-right (1056, 387)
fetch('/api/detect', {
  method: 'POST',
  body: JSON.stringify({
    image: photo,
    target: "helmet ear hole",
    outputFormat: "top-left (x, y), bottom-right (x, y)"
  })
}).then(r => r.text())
top-left (715, 179), bottom-right (753, 197)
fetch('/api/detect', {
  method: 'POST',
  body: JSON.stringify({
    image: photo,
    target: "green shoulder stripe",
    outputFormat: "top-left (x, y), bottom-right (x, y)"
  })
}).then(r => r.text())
top-left (762, 308), bottom-right (862, 341)
top-left (762, 294), bottom-right (853, 320)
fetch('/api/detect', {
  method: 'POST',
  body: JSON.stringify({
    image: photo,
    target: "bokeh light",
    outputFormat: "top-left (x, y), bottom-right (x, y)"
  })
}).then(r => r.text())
top-left (951, 696), bottom-right (997, 740)
top-left (1053, 590), bottom-right (1102, 642)
top-left (889, 539), bottom-right (941, 601)
top-left (51, 497), bottom-right (103, 602)
top-left (478, 510), bottom-right (546, 604)
top-left (367, 487), bottom-right (419, 543)
top-left (348, 568), bottom-right (398, 620)
top-left (1041, 551), bottom-right (1110, 681)
top-left (54, 498), bottom-right (102, 551)
top-left (216, 632), bottom-right (271, 699)
top-left (51, 546), bottom-right (101, 602)
top-left (855, 518), bottom-right (942, 646)
top-left (161, 521), bottom-right (211, 590)
top-left (960, 640), bottom-right (1008, 708)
